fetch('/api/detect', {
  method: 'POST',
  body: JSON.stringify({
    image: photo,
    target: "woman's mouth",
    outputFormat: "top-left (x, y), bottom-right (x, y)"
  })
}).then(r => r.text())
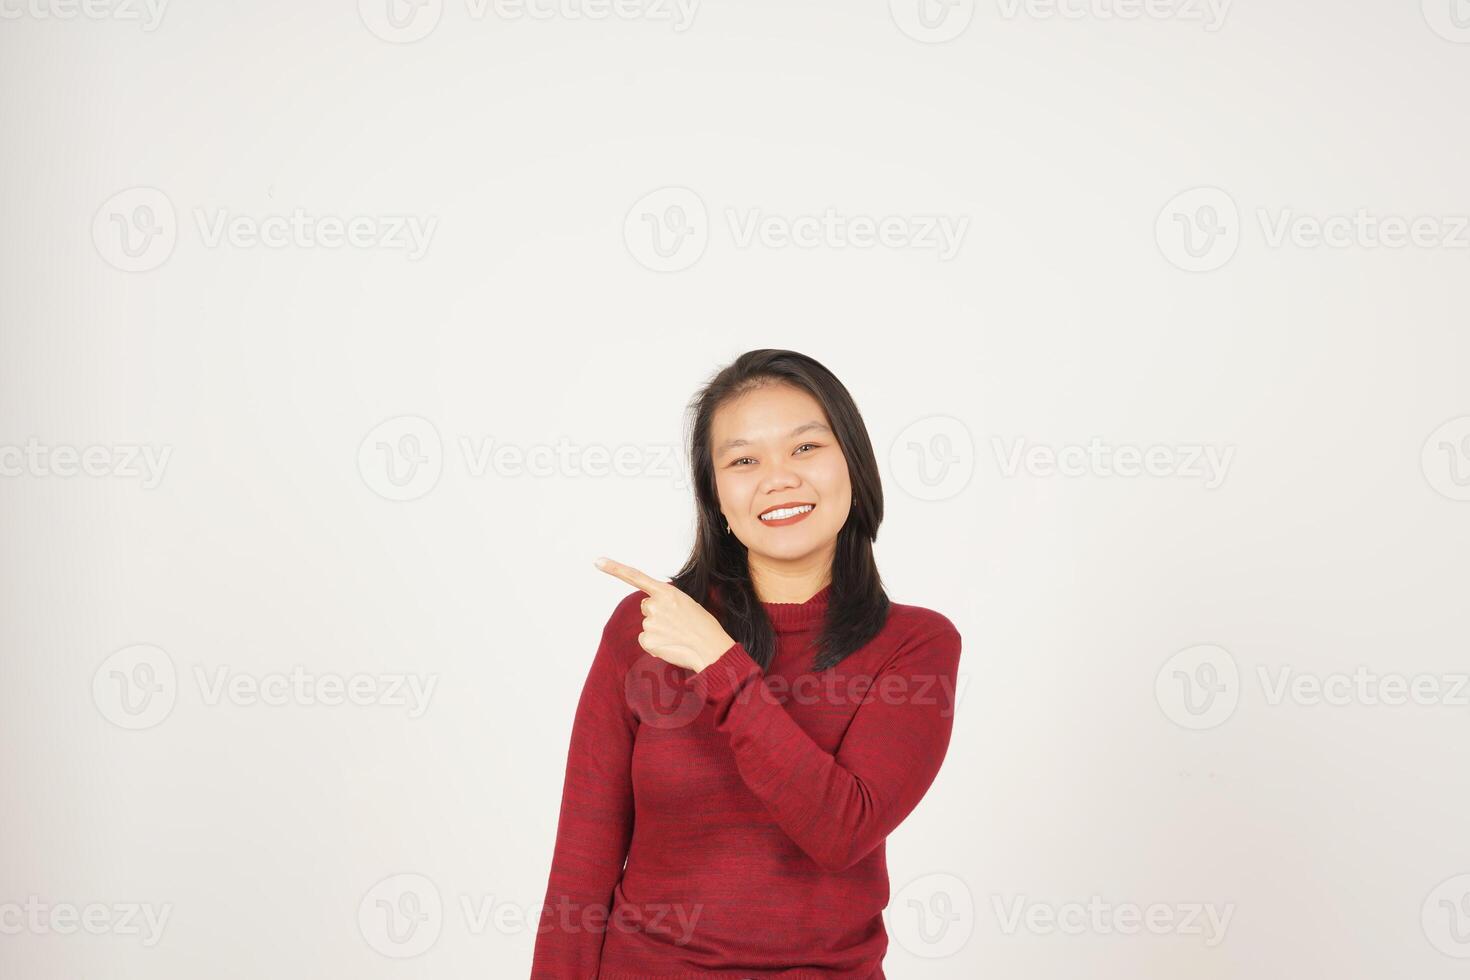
top-left (757, 503), bottom-right (815, 527)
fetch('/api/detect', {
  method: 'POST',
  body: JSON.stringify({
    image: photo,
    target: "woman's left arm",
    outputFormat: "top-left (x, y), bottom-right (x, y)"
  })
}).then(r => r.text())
top-left (684, 625), bottom-right (962, 873)
top-left (590, 558), bottom-right (962, 875)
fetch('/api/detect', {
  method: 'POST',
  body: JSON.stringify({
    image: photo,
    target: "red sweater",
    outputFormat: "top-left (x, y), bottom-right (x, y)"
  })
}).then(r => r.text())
top-left (531, 582), bottom-right (963, 979)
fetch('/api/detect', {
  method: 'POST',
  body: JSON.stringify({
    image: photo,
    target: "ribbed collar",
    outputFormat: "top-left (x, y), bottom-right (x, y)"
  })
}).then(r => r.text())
top-left (761, 583), bottom-right (833, 634)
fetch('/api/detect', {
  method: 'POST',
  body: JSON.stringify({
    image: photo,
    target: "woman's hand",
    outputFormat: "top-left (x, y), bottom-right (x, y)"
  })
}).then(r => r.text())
top-left (594, 557), bottom-right (736, 673)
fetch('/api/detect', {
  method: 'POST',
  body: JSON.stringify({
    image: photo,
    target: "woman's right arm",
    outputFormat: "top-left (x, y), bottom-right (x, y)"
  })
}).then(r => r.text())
top-left (530, 594), bottom-right (639, 978)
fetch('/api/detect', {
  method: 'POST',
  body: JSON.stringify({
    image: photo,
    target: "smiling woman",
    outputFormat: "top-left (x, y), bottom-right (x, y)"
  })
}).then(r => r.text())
top-left (531, 349), bottom-right (963, 980)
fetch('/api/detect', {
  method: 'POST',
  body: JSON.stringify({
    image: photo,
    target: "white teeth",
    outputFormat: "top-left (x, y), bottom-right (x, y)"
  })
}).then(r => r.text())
top-left (759, 504), bottom-right (814, 521)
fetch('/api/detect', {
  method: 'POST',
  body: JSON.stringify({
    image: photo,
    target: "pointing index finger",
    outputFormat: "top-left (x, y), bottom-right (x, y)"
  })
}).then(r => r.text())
top-left (594, 557), bottom-right (666, 595)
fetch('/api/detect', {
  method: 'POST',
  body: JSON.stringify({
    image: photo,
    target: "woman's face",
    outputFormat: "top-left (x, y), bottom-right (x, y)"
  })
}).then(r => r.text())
top-left (709, 383), bottom-right (852, 563)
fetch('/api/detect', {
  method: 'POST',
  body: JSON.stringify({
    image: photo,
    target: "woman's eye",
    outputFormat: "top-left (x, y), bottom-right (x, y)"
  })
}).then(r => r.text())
top-left (731, 445), bottom-right (817, 466)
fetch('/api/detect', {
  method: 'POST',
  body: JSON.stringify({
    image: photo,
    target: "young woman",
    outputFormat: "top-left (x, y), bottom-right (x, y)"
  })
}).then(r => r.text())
top-left (531, 349), bottom-right (964, 979)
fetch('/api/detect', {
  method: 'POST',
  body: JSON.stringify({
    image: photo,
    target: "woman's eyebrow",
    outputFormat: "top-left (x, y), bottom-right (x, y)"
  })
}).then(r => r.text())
top-left (715, 421), bottom-right (832, 455)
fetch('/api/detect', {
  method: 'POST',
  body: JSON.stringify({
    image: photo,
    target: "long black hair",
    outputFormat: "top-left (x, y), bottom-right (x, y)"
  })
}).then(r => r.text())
top-left (668, 349), bottom-right (890, 673)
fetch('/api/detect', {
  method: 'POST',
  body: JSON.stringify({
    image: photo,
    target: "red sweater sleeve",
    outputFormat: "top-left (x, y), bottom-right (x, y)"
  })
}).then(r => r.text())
top-left (531, 601), bottom-right (637, 978)
top-left (683, 624), bottom-right (962, 873)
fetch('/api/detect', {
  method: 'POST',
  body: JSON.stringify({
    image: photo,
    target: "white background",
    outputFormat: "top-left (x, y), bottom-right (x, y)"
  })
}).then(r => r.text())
top-left (3, 1), bottom-right (1469, 977)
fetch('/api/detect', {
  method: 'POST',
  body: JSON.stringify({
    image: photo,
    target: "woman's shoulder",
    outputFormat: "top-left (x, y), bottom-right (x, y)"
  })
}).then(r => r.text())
top-left (594, 589), bottom-right (662, 666)
top-left (883, 597), bottom-right (962, 645)
top-left (601, 589), bottom-right (648, 635)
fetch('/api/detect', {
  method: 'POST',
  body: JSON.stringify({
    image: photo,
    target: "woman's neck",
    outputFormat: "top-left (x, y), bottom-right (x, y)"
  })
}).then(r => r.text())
top-left (747, 556), bottom-right (833, 605)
